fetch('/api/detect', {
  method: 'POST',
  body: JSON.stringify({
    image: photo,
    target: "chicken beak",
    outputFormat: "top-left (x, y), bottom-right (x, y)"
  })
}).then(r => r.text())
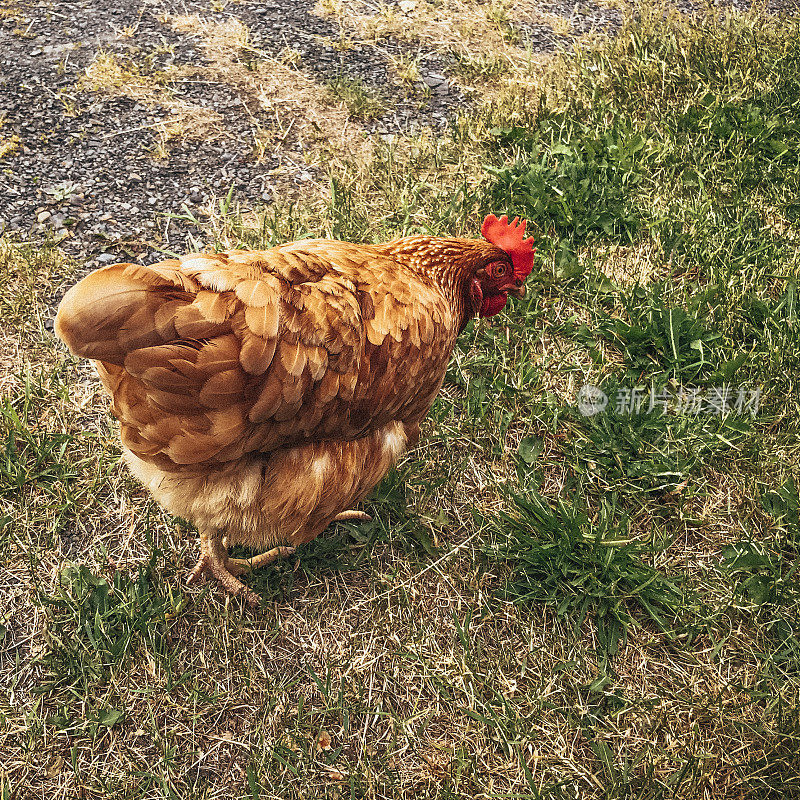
top-left (508, 284), bottom-right (526, 299)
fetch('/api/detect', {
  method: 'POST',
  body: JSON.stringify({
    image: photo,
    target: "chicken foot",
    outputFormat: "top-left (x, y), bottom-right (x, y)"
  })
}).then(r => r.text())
top-left (187, 526), bottom-right (294, 607)
top-left (188, 509), bottom-right (370, 605)
top-left (218, 509), bottom-right (368, 569)
top-left (226, 547), bottom-right (297, 575)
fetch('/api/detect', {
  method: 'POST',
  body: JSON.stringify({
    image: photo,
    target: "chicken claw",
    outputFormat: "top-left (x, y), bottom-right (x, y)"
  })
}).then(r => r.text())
top-left (187, 527), bottom-right (294, 608)
top-left (187, 553), bottom-right (262, 608)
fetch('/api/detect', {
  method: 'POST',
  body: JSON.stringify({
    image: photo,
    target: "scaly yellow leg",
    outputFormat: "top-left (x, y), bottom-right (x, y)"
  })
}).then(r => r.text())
top-left (187, 528), bottom-right (295, 608)
top-left (227, 546), bottom-right (297, 575)
top-left (189, 509), bottom-right (369, 605)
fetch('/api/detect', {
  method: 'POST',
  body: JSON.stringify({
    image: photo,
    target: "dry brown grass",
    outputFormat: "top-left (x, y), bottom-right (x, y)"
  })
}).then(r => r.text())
top-left (316, 0), bottom-right (570, 62)
top-left (166, 14), bottom-right (371, 162)
top-left (75, 51), bottom-right (225, 147)
top-left (73, 17), bottom-right (370, 178)
top-left (0, 135), bottom-right (20, 160)
top-left (313, 0), bottom-right (565, 110)
top-left (588, 239), bottom-right (667, 287)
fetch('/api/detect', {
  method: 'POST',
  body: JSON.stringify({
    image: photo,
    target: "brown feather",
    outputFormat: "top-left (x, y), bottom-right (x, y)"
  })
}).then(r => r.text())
top-left (54, 233), bottom-right (509, 588)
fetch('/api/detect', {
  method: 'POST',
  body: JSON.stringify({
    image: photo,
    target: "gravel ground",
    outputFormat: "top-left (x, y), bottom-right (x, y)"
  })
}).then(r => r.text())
top-left (1, 0), bottom-right (794, 267)
top-left (0, 0), bottom-right (626, 265)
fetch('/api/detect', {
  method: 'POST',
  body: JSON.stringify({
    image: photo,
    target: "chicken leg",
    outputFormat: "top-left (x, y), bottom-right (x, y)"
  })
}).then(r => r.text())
top-left (187, 526), bottom-right (295, 607)
top-left (218, 509), bottom-right (369, 569)
top-left (188, 508), bottom-right (370, 605)
top-left (226, 546), bottom-right (297, 575)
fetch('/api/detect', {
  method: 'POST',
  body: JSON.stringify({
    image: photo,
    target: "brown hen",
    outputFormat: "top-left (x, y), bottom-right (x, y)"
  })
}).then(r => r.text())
top-left (55, 215), bottom-right (535, 606)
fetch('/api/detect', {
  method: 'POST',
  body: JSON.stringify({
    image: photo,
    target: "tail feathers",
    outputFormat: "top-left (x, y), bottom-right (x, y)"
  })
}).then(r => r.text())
top-left (55, 261), bottom-right (219, 365)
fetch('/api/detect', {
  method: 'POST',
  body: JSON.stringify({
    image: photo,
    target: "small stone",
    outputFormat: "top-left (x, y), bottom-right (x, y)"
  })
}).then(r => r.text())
top-left (261, 190), bottom-right (272, 202)
top-left (129, 173), bottom-right (142, 183)
top-left (97, 252), bottom-right (116, 264)
top-left (37, 210), bottom-right (51, 223)
top-left (423, 72), bottom-right (447, 89)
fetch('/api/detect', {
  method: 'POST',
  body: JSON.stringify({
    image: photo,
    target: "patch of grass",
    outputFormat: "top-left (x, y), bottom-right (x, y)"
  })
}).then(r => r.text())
top-left (163, 12), bottom-right (368, 183)
top-left (75, 51), bottom-right (153, 94)
top-left (326, 76), bottom-right (386, 120)
top-left (35, 560), bottom-right (184, 697)
top-left (450, 50), bottom-right (509, 82)
top-left (487, 118), bottom-right (658, 276)
top-left (541, 11), bottom-right (573, 36)
top-left (762, 478), bottom-right (800, 554)
top-left (0, 391), bottom-right (80, 501)
top-left (565, 398), bottom-right (751, 497)
top-left (326, 0), bottom-right (547, 94)
top-left (482, 0), bottom-right (519, 43)
top-left (0, 134), bottom-right (19, 160)
top-left (0, 236), bottom-right (71, 327)
top-left (485, 486), bottom-right (687, 661)
top-left (387, 51), bottom-right (422, 85)
top-left (74, 50), bottom-right (224, 148)
top-left (720, 539), bottom-right (799, 608)
top-left (592, 283), bottom-right (725, 383)
top-left (486, 6), bottom-right (800, 286)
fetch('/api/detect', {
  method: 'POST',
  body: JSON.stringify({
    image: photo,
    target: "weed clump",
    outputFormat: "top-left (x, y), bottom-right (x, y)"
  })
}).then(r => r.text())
top-left (486, 486), bottom-right (686, 659)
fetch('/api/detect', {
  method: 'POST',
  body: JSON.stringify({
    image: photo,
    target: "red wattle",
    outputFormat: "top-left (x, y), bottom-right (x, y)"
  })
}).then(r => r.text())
top-left (480, 293), bottom-right (508, 317)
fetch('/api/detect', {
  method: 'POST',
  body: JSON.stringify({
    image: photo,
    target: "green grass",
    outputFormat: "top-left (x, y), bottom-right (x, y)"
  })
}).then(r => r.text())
top-left (2, 3), bottom-right (800, 799)
top-left (485, 487), bottom-right (688, 661)
top-left (326, 76), bottom-right (386, 121)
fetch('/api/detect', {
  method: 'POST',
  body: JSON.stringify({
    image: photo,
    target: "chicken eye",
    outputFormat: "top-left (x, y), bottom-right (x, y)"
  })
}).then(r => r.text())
top-left (492, 262), bottom-right (507, 278)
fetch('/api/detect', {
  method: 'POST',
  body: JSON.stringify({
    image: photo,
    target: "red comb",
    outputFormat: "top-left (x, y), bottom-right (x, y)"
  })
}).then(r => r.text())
top-left (481, 214), bottom-right (535, 280)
